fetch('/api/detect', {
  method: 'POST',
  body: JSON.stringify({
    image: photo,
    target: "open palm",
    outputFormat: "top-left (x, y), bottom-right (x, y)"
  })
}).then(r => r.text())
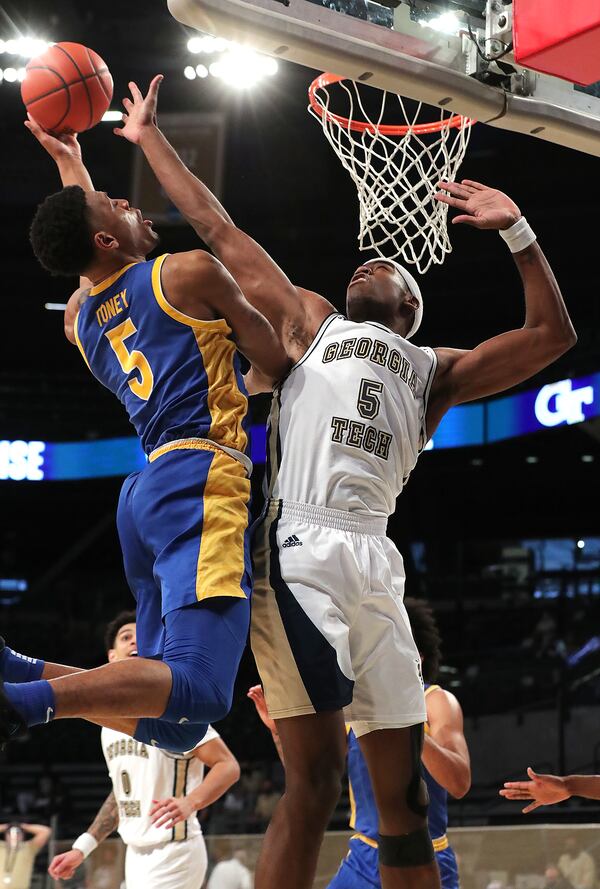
top-left (499, 767), bottom-right (570, 813)
top-left (435, 179), bottom-right (521, 230)
top-left (115, 75), bottom-right (163, 145)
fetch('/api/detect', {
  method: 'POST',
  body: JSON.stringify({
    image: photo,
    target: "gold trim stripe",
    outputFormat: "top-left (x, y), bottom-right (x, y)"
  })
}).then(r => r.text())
top-left (89, 262), bottom-right (138, 296)
top-left (151, 254), bottom-right (231, 331)
top-left (150, 438), bottom-right (234, 463)
top-left (195, 450), bottom-right (250, 601)
top-left (73, 312), bottom-right (91, 371)
top-left (172, 759), bottom-right (188, 842)
top-left (351, 832), bottom-right (449, 853)
top-left (195, 327), bottom-right (248, 454)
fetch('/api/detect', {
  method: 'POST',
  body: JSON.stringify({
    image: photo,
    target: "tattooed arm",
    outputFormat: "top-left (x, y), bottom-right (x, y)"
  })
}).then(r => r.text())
top-left (87, 791), bottom-right (120, 842)
top-left (48, 792), bottom-right (119, 881)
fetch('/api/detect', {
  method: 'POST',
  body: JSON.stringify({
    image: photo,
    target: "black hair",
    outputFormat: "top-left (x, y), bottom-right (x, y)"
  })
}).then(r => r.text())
top-left (104, 610), bottom-right (136, 653)
top-left (404, 597), bottom-right (442, 683)
top-left (29, 185), bottom-right (94, 276)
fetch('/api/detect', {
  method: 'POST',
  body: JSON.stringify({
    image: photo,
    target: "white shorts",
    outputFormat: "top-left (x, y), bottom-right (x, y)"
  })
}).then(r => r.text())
top-left (125, 835), bottom-right (207, 889)
top-left (251, 500), bottom-right (426, 728)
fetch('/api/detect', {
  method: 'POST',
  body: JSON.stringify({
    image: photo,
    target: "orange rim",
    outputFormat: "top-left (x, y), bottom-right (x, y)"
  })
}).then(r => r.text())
top-left (308, 72), bottom-right (474, 135)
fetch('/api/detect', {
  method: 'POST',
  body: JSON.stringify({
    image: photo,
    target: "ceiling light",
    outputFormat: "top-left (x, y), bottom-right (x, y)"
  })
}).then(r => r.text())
top-left (101, 110), bottom-right (123, 122)
top-left (210, 47), bottom-right (278, 88)
top-left (183, 65), bottom-right (197, 80)
top-left (419, 11), bottom-right (461, 36)
top-left (0, 37), bottom-right (52, 58)
top-left (577, 539), bottom-right (585, 549)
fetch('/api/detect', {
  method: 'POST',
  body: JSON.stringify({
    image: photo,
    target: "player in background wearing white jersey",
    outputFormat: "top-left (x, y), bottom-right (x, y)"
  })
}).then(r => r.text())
top-left (116, 77), bottom-right (576, 889)
top-left (48, 613), bottom-right (240, 889)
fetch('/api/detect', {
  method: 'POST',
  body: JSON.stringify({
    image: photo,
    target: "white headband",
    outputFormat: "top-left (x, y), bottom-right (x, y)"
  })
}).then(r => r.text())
top-left (388, 260), bottom-right (423, 339)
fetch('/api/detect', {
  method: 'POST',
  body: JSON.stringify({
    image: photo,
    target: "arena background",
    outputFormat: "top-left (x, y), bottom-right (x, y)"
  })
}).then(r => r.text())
top-left (1, 0), bottom-right (600, 886)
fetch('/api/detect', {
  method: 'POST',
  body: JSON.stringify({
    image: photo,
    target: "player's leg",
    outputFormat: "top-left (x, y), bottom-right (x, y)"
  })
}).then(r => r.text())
top-left (0, 637), bottom-right (144, 737)
top-left (251, 504), bottom-right (357, 889)
top-left (254, 711), bottom-right (347, 889)
top-left (357, 726), bottom-right (440, 889)
top-left (349, 536), bottom-right (439, 889)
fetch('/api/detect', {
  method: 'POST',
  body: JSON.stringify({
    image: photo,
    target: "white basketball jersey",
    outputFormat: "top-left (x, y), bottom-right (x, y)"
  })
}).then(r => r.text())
top-left (100, 725), bottom-right (219, 848)
top-left (266, 314), bottom-right (437, 518)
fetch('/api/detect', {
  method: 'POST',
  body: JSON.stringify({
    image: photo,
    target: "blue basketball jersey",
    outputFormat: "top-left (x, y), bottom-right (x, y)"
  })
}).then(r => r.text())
top-left (74, 254), bottom-right (249, 457)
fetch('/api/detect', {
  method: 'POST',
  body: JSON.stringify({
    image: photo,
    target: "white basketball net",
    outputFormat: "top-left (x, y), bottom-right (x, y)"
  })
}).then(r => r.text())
top-left (308, 76), bottom-right (474, 275)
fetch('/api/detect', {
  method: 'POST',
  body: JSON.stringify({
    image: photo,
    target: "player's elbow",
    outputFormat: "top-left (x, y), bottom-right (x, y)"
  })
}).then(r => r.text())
top-left (549, 320), bottom-right (578, 356)
top-left (449, 767), bottom-right (471, 799)
top-left (529, 321), bottom-right (577, 365)
top-left (228, 758), bottom-right (241, 785)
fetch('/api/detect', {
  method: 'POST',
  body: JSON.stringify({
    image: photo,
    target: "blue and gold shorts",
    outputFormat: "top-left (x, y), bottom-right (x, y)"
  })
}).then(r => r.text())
top-left (116, 440), bottom-right (252, 658)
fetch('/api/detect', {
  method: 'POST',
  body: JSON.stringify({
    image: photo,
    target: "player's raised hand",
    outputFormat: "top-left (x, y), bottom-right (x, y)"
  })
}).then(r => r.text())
top-left (24, 114), bottom-right (82, 162)
top-left (150, 795), bottom-right (194, 829)
top-left (435, 180), bottom-right (521, 230)
top-left (48, 849), bottom-right (84, 880)
top-left (499, 767), bottom-right (570, 813)
top-left (247, 685), bottom-right (276, 733)
top-left (114, 75), bottom-right (163, 144)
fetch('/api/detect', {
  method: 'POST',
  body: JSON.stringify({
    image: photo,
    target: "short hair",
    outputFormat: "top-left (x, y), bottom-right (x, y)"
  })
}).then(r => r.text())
top-left (104, 610), bottom-right (136, 653)
top-left (404, 597), bottom-right (442, 683)
top-left (29, 185), bottom-right (94, 276)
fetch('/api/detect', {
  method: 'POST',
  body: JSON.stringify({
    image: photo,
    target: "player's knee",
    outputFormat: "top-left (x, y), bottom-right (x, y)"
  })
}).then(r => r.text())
top-left (162, 658), bottom-right (231, 724)
top-left (378, 827), bottom-right (435, 869)
top-left (377, 724), bottom-right (429, 831)
top-left (286, 756), bottom-right (344, 816)
top-left (134, 718), bottom-right (209, 754)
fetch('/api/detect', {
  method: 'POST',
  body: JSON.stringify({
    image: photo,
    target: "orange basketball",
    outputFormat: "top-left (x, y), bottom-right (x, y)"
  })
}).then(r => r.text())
top-left (21, 42), bottom-right (113, 134)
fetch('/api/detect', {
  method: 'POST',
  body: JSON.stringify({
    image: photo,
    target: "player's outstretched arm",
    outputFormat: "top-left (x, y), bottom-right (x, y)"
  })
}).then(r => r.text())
top-left (48, 791), bottom-right (118, 880)
top-left (162, 251), bottom-right (291, 386)
top-left (427, 180), bottom-right (576, 434)
top-left (115, 76), bottom-right (335, 358)
top-left (150, 737), bottom-right (241, 829)
top-left (500, 768), bottom-right (600, 813)
top-left (25, 116), bottom-right (94, 191)
top-left (422, 688), bottom-right (471, 799)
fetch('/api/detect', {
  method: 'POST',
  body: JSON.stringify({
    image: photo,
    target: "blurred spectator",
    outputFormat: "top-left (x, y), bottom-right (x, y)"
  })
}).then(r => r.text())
top-left (223, 788), bottom-right (245, 817)
top-left (0, 822), bottom-right (51, 889)
top-left (533, 610), bottom-right (558, 656)
top-left (253, 780), bottom-right (279, 824)
top-left (545, 864), bottom-right (574, 889)
top-left (208, 849), bottom-right (252, 889)
top-left (241, 765), bottom-right (264, 796)
top-left (558, 837), bottom-right (596, 889)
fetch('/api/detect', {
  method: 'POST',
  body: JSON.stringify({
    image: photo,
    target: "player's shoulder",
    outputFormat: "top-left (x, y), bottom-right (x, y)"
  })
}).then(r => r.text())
top-left (161, 249), bottom-right (221, 284)
top-left (425, 685), bottom-right (464, 719)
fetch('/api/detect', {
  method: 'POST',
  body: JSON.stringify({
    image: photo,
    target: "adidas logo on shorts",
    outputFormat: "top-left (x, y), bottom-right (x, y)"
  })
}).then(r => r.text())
top-left (282, 534), bottom-right (303, 548)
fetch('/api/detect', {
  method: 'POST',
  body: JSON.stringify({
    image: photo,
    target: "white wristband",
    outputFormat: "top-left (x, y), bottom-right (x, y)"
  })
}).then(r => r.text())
top-left (498, 216), bottom-right (536, 253)
top-left (72, 832), bottom-right (98, 859)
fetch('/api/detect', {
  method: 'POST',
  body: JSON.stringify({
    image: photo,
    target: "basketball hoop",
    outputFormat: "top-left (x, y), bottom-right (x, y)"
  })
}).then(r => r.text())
top-left (308, 73), bottom-right (475, 275)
